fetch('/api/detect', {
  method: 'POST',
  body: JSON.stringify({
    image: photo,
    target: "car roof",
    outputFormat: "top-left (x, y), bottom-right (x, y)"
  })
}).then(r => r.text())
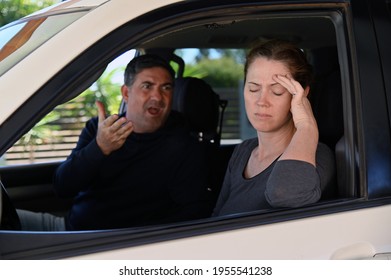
top-left (19, 0), bottom-right (109, 19)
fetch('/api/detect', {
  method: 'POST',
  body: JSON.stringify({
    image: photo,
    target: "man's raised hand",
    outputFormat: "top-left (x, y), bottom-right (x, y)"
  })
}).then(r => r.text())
top-left (95, 100), bottom-right (133, 155)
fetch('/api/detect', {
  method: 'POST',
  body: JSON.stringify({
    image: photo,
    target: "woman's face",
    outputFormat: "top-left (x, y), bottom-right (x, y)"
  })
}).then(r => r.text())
top-left (244, 57), bottom-right (293, 133)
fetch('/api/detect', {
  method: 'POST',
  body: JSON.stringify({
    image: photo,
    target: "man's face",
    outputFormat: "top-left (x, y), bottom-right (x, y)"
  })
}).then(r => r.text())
top-left (121, 67), bottom-right (174, 133)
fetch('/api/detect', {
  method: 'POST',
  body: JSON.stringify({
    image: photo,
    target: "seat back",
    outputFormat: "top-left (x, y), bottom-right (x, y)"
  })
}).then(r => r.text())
top-left (308, 46), bottom-right (344, 199)
top-left (309, 47), bottom-right (344, 150)
top-left (172, 77), bottom-right (226, 145)
top-left (172, 76), bottom-right (229, 202)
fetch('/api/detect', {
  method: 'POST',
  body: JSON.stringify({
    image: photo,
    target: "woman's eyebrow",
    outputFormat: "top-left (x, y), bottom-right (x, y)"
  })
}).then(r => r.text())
top-left (271, 83), bottom-right (286, 89)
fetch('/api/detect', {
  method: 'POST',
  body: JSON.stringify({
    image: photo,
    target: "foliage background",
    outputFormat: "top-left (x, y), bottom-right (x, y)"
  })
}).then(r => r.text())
top-left (0, 0), bottom-right (56, 27)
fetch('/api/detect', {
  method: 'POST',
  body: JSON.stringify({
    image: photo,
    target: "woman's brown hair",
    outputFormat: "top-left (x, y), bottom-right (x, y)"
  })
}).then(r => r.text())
top-left (244, 39), bottom-right (313, 88)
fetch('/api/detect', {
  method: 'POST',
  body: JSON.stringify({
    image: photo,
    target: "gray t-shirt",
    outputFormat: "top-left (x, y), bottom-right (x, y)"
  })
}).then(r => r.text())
top-left (212, 138), bottom-right (336, 216)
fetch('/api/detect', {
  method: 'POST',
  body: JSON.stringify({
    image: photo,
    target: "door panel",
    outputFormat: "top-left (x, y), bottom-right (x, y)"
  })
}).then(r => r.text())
top-left (0, 162), bottom-right (71, 215)
top-left (67, 204), bottom-right (391, 260)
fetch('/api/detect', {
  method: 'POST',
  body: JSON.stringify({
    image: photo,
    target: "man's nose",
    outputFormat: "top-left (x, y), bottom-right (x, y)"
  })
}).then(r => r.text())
top-left (150, 87), bottom-right (163, 100)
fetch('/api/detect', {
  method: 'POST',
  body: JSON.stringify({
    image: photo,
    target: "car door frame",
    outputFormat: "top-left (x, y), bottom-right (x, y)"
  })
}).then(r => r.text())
top-left (1, 0), bottom-right (391, 260)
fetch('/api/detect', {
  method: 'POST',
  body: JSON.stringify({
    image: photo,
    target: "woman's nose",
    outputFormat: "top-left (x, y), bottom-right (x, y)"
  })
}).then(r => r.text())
top-left (256, 91), bottom-right (269, 106)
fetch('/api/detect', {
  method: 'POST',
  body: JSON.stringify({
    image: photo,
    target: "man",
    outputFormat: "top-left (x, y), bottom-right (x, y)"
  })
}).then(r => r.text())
top-left (53, 54), bottom-right (212, 230)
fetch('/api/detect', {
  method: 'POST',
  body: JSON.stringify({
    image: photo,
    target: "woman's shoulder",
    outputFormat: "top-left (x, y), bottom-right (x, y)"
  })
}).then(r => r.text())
top-left (236, 137), bottom-right (258, 150)
top-left (317, 142), bottom-right (334, 156)
top-left (316, 142), bottom-right (336, 167)
top-left (240, 137), bottom-right (258, 147)
top-left (231, 138), bottom-right (258, 157)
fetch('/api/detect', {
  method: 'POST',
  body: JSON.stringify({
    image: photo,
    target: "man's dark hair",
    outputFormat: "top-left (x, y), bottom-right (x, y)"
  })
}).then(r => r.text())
top-left (124, 54), bottom-right (175, 86)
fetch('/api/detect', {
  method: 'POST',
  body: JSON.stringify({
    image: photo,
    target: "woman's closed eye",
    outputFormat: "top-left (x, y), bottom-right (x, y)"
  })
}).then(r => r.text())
top-left (271, 84), bottom-right (286, 96)
top-left (248, 83), bottom-right (261, 93)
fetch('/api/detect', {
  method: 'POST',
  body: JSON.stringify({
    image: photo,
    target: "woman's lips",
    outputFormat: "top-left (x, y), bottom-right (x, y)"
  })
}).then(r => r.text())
top-left (255, 113), bottom-right (272, 119)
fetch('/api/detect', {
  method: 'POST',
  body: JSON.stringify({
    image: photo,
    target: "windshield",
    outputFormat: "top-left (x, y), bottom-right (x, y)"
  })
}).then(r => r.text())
top-left (0, 11), bottom-right (88, 76)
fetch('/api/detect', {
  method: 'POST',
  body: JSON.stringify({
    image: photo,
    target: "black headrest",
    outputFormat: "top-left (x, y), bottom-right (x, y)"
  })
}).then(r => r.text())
top-left (172, 77), bottom-right (220, 141)
top-left (309, 46), bottom-right (343, 149)
top-left (309, 47), bottom-right (339, 77)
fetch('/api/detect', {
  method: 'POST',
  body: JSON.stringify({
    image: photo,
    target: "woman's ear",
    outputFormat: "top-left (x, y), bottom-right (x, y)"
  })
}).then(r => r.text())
top-left (304, 86), bottom-right (310, 97)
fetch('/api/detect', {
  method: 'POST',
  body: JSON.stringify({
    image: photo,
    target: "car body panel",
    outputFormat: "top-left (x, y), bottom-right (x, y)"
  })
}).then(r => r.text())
top-left (67, 204), bottom-right (391, 260)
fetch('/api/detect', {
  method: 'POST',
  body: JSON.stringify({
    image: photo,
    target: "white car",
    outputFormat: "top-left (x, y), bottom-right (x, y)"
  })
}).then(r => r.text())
top-left (1, 0), bottom-right (391, 260)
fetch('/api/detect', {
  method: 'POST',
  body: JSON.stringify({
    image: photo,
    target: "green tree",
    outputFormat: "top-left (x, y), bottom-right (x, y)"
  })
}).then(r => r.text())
top-left (17, 110), bottom-right (60, 162)
top-left (182, 48), bottom-right (246, 88)
top-left (0, 0), bottom-right (55, 27)
top-left (195, 48), bottom-right (246, 65)
top-left (77, 67), bottom-right (124, 116)
top-left (186, 56), bottom-right (244, 88)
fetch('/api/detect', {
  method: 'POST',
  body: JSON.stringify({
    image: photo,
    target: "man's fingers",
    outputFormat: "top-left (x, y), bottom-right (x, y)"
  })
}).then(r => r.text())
top-left (118, 121), bottom-right (134, 136)
top-left (96, 100), bottom-right (106, 123)
top-left (95, 101), bottom-right (132, 155)
top-left (96, 101), bottom-right (120, 127)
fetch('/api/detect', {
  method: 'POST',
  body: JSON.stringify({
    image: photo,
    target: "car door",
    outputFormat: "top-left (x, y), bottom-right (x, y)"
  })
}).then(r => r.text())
top-left (1, 0), bottom-right (391, 260)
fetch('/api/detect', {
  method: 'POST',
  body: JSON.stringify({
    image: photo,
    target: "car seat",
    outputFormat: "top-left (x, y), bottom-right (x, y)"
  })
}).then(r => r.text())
top-left (309, 46), bottom-right (344, 150)
top-left (173, 76), bottom-right (228, 201)
top-left (172, 77), bottom-right (226, 145)
top-left (309, 46), bottom-right (344, 199)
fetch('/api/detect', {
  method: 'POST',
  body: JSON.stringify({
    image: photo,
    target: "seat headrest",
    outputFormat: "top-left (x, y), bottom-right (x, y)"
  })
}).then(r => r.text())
top-left (309, 46), bottom-right (343, 150)
top-left (309, 47), bottom-right (339, 77)
top-left (172, 77), bottom-right (220, 141)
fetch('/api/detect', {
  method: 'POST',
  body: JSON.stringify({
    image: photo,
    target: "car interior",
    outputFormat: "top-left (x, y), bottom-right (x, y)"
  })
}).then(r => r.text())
top-left (0, 10), bottom-right (347, 231)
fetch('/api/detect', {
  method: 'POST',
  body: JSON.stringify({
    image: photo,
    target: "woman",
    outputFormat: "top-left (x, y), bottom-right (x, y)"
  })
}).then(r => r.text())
top-left (213, 39), bottom-right (336, 216)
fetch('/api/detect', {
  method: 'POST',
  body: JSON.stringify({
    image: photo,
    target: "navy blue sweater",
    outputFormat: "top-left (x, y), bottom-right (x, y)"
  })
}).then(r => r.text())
top-left (54, 111), bottom-right (212, 230)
